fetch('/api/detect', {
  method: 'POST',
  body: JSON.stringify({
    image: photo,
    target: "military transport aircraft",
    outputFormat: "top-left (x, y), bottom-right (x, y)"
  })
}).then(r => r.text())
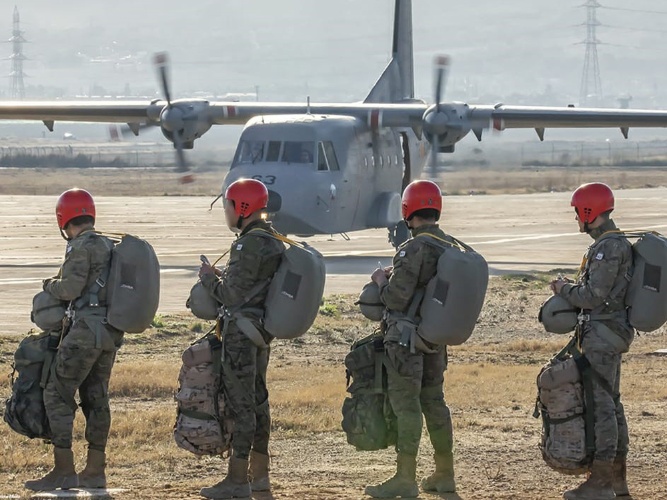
top-left (3, 0), bottom-right (667, 247)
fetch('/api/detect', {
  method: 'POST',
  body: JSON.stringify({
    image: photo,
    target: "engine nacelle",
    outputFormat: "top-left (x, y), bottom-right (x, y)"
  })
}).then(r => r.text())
top-left (422, 101), bottom-right (471, 149)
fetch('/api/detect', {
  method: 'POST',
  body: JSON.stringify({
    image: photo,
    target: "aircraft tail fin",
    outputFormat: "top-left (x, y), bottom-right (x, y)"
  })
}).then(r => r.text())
top-left (364, 0), bottom-right (414, 104)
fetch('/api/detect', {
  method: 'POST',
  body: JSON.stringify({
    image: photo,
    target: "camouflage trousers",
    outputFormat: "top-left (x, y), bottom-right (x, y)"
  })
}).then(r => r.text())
top-left (43, 319), bottom-right (123, 450)
top-left (384, 341), bottom-right (453, 457)
top-left (222, 323), bottom-right (271, 460)
top-left (581, 321), bottom-right (633, 461)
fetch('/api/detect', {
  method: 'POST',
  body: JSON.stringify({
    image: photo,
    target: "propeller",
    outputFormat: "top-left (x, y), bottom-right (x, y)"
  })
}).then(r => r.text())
top-left (152, 52), bottom-right (208, 182)
top-left (424, 55), bottom-right (450, 178)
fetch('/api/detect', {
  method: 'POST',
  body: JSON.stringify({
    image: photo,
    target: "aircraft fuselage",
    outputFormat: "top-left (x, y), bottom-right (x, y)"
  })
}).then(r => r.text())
top-left (223, 114), bottom-right (428, 236)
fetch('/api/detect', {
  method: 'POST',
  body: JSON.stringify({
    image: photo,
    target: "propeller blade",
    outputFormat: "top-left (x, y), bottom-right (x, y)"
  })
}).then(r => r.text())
top-left (153, 52), bottom-right (172, 106)
top-left (172, 131), bottom-right (189, 173)
top-left (433, 55), bottom-right (450, 112)
top-left (429, 134), bottom-right (439, 180)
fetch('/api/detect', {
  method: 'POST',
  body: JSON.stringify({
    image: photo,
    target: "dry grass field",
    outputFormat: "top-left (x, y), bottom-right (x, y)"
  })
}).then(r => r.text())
top-left (1, 165), bottom-right (666, 197)
top-left (1, 274), bottom-right (666, 499)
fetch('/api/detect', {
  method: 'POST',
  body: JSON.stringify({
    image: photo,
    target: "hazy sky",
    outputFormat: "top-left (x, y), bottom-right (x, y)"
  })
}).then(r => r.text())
top-left (3, 0), bottom-right (667, 104)
top-left (3, 0), bottom-right (667, 146)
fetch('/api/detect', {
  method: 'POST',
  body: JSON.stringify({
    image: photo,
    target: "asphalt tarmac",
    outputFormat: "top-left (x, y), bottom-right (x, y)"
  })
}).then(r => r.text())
top-left (1, 188), bottom-right (666, 334)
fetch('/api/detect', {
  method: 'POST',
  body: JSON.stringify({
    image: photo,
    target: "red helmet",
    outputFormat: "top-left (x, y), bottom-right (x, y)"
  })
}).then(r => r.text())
top-left (224, 179), bottom-right (269, 218)
top-left (401, 180), bottom-right (442, 220)
top-left (570, 182), bottom-right (614, 224)
top-left (55, 188), bottom-right (96, 229)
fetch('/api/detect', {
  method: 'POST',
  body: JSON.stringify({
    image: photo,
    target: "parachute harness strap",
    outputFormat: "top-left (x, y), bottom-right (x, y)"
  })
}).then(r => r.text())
top-left (247, 228), bottom-right (309, 251)
top-left (415, 232), bottom-right (468, 252)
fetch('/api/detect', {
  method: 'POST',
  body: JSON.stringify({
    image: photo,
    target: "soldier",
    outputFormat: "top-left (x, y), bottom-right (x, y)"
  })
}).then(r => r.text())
top-left (198, 178), bottom-right (284, 499)
top-left (551, 182), bottom-right (633, 500)
top-left (365, 179), bottom-right (456, 498)
top-left (25, 188), bottom-right (123, 491)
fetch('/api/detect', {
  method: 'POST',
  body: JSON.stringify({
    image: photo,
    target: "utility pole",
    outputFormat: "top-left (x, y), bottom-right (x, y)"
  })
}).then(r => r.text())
top-left (8, 5), bottom-right (27, 99)
top-left (579, 0), bottom-right (603, 107)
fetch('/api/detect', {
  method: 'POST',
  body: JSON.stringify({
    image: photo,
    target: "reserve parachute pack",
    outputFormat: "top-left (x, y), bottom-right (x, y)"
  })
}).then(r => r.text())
top-left (3, 330), bottom-right (60, 440)
top-left (173, 332), bottom-right (233, 456)
top-left (77, 233), bottom-right (160, 333)
top-left (341, 333), bottom-right (397, 451)
top-left (620, 231), bottom-right (667, 332)
top-left (31, 291), bottom-right (68, 332)
top-left (533, 338), bottom-right (613, 475)
top-left (416, 234), bottom-right (489, 345)
top-left (249, 230), bottom-right (325, 339)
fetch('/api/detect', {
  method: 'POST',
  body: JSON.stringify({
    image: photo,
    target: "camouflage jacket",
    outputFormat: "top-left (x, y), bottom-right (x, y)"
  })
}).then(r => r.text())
top-left (201, 219), bottom-right (284, 314)
top-left (44, 229), bottom-right (113, 304)
top-left (380, 224), bottom-right (455, 313)
top-left (559, 218), bottom-right (633, 314)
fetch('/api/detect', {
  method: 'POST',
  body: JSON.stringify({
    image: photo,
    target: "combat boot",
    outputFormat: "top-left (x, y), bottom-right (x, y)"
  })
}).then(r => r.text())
top-left (421, 452), bottom-right (456, 493)
top-left (24, 447), bottom-right (79, 491)
top-left (200, 456), bottom-right (251, 499)
top-left (364, 453), bottom-right (418, 498)
top-left (78, 448), bottom-right (107, 489)
top-left (612, 456), bottom-right (630, 497)
top-left (249, 450), bottom-right (271, 492)
top-left (563, 460), bottom-right (615, 500)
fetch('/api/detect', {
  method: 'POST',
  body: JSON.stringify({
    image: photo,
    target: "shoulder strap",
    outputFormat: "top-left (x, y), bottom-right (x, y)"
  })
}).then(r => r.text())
top-left (73, 235), bottom-right (115, 311)
top-left (415, 233), bottom-right (472, 253)
top-left (248, 228), bottom-right (310, 251)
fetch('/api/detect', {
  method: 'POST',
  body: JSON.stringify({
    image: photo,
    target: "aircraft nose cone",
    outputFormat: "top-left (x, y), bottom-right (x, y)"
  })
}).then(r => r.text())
top-left (267, 190), bottom-right (282, 212)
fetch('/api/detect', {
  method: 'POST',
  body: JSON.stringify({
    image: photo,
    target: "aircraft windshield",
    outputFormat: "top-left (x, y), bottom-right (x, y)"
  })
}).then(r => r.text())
top-left (282, 141), bottom-right (315, 164)
top-left (236, 140), bottom-right (266, 164)
top-left (233, 140), bottom-right (316, 165)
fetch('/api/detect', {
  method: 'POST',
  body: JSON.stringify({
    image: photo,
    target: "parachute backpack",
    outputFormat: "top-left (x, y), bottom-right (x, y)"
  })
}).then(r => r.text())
top-left (4, 330), bottom-right (61, 440)
top-left (415, 233), bottom-right (489, 345)
top-left (77, 233), bottom-right (160, 333)
top-left (622, 231), bottom-right (667, 332)
top-left (249, 230), bottom-right (326, 339)
top-left (174, 332), bottom-right (233, 456)
top-left (583, 230), bottom-right (667, 332)
top-left (341, 333), bottom-right (397, 451)
top-left (533, 338), bottom-right (613, 475)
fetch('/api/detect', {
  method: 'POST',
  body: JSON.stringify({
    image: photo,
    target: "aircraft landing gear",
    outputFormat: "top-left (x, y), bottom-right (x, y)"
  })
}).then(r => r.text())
top-left (388, 220), bottom-right (410, 249)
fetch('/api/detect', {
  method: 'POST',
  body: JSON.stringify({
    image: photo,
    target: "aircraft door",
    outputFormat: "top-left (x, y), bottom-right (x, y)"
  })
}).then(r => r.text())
top-left (314, 140), bottom-right (344, 231)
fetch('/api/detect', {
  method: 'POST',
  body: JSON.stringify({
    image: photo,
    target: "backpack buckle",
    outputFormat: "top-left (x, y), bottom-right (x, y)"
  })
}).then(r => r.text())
top-left (577, 312), bottom-right (591, 324)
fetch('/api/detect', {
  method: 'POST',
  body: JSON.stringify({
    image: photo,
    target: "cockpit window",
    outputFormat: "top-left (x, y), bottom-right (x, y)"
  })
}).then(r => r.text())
top-left (324, 142), bottom-right (340, 171)
top-left (282, 141), bottom-right (314, 163)
top-left (236, 140), bottom-right (265, 164)
top-left (266, 141), bottom-right (281, 162)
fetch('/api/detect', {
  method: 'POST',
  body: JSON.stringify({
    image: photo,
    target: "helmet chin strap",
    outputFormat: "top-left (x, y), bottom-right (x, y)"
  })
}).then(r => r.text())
top-left (236, 215), bottom-right (244, 231)
top-left (59, 227), bottom-right (71, 241)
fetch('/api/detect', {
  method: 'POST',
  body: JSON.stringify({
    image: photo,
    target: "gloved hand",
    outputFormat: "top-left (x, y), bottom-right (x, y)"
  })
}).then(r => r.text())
top-left (42, 278), bottom-right (54, 291)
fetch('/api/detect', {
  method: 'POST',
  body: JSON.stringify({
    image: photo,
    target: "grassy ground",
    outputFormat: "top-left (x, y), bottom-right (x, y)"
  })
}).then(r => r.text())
top-left (1, 274), bottom-right (665, 499)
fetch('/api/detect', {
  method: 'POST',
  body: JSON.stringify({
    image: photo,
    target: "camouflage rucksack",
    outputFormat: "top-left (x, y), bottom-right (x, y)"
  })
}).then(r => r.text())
top-left (173, 333), bottom-right (233, 456)
top-left (534, 338), bottom-right (613, 475)
top-left (341, 333), bottom-right (397, 451)
top-left (3, 330), bottom-right (61, 440)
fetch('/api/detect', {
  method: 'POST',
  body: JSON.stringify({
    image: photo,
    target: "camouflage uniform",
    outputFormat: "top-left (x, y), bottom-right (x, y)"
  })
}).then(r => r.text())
top-left (200, 219), bottom-right (284, 460)
top-left (379, 224), bottom-right (455, 458)
top-left (42, 229), bottom-right (124, 451)
top-left (559, 218), bottom-right (634, 462)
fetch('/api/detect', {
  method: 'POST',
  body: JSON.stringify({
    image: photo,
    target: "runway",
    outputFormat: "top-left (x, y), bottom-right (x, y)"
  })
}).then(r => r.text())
top-left (1, 188), bottom-right (666, 334)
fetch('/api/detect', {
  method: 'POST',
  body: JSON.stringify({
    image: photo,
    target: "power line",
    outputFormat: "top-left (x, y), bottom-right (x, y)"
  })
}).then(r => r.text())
top-left (601, 5), bottom-right (667, 15)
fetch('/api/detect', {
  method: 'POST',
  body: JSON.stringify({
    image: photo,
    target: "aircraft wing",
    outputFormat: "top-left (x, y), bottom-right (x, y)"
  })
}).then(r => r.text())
top-left (0, 101), bottom-right (159, 125)
top-left (485, 105), bottom-right (667, 135)
top-left (3, 100), bottom-right (667, 142)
